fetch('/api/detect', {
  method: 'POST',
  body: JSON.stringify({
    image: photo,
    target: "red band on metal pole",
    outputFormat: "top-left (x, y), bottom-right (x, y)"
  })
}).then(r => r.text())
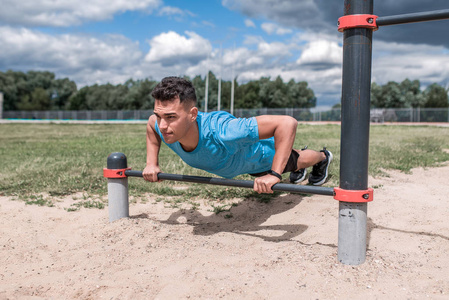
top-left (103, 168), bottom-right (131, 178)
top-left (333, 187), bottom-right (373, 203)
top-left (338, 14), bottom-right (378, 32)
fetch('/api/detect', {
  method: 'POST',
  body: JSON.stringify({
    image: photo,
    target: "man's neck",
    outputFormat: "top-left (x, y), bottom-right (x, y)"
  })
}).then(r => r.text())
top-left (179, 121), bottom-right (199, 152)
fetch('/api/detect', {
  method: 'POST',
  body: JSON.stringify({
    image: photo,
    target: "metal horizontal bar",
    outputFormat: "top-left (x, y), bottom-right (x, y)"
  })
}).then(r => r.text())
top-left (377, 9), bottom-right (449, 26)
top-left (124, 170), bottom-right (335, 196)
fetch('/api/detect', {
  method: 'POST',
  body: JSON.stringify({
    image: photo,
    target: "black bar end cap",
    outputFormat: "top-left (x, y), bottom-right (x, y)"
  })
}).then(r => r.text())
top-left (107, 152), bottom-right (127, 169)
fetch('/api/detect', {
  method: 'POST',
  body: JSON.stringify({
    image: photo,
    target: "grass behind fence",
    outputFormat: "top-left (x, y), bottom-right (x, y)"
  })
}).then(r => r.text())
top-left (0, 123), bottom-right (448, 201)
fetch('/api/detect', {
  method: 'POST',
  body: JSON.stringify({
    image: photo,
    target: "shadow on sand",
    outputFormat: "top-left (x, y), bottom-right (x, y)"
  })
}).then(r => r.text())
top-left (159, 193), bottom-right (309, 242)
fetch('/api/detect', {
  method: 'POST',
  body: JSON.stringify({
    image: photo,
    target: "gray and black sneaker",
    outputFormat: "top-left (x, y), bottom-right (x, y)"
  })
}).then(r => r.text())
top-left (308, 148), bottom-right (333, 186)
top-left (290, 168), bottom-right (307, 184)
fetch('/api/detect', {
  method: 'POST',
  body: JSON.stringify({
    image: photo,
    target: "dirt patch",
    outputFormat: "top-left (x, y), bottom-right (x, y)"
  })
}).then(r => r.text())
top-left (1, 165), bottom-right (448, 299)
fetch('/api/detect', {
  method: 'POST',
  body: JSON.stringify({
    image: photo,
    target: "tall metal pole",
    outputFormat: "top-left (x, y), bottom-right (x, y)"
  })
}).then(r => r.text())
top-left (230, 77), bottom-right (235, 115)
top-left (205, 72), bottom-right (209, 113)
top-left (217, 46), bottom-right (222, 111)
top-left (218, 77), bottom-right (221, 111)
top-left (230, 43), bottom-right (236, 115)
top-left (338, 0), bottom-right (373, 265)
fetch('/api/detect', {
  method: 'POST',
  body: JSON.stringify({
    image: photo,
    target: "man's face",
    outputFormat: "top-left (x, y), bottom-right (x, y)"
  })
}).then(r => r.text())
top-left (153, 97), bottom-right (197, 144)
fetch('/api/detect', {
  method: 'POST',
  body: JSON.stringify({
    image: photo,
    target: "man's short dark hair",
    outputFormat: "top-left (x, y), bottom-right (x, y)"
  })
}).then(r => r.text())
top-left (151, 77), bottom-right (197, 105)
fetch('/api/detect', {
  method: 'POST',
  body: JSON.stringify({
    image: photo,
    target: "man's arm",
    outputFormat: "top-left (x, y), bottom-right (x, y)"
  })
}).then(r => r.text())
top-left (253, 115), bottom-right (298, 193)
top-left (143, 115), bottom-right (162, 182)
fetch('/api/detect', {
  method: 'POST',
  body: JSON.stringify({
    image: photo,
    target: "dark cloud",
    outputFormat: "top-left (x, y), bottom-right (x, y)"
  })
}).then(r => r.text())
top-left (225, 0), bottom-right (449, 47)
top-left (300, 62), bottom-right (341, 71)
top-left (223, 0), bottom-right (332, 31)
top-left (323, 1), bottom-right (449, 47)
top-left (369, 1), bottom-right (449, 47)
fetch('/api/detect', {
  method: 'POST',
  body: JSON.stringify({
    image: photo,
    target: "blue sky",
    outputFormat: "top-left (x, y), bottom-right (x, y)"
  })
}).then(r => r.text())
top-left (1, 0), bottom-right (448, 108)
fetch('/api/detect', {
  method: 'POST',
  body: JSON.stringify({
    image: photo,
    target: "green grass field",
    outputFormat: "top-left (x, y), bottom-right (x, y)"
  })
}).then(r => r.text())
top-left (1, 123), bottom-right (448, 204)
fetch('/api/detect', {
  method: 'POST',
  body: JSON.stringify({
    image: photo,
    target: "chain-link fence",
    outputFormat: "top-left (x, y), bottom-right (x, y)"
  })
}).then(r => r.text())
top-left (2, 107), bottom-right (449, 123)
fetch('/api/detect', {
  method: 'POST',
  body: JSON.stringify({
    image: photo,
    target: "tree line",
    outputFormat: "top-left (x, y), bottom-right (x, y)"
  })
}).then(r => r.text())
top-left (0, 70), bottom-right (447, 111)
top-left (0, 70), bottom-right (316, 111)
top-left (370, 79), bottom-right (448, 109)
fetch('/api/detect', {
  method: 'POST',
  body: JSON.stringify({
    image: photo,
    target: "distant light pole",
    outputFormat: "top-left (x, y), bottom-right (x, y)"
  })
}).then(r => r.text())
top-left (230, 44), bottom-right (235, 115)
top-left (217, 45), bottom-right (222, 111)
top-left (205, 71), bottom-right (209, 113)
top-left (230, 76), bottom-right (235, 116)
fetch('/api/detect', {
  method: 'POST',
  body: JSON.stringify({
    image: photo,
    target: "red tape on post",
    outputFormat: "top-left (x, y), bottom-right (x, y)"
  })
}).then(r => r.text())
top-left (103, 168), bottom-right (131, 178)
top-left (334, 187), bottom-right (373, 203)
top-left (338, 14), bottom-right (378, 32)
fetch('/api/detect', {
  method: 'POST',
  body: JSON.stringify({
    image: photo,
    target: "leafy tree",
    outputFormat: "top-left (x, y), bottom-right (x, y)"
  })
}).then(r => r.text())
top-left (221, 80), bottom-right (232, 110)
top-left (52, 78), bottom-right (77, 109)
top-left (332, 103), bottom-right (341, 109)
top-left (67, 86), bottom-right (89, 110)
top-left (258, 76), bottom-right (283, 107)
top-left (371, 79), bottom-right (426, 108)
top-left (287, 79), bottom-right (316, 108)
top-left (400, 79), bottom-right (425, 108)
top-left (67, 79), bottom-right (157, 110)
top-left (17, 87), bottom-right (50, 110)
top-left (0, 71), bottom-right (19, 110)
top-left (0, 70), bottom-right (77, 110)
top-left (423, 83), bottom-right (448, 108)
top-left (128, 79), bottom-right (157, 109)
top-left (205, 72), bottom-right (219, 110)
top-left (235, 80), bottom-right (262, 109)
top-left (191, 75), bottom-right (206, 110)
top-left (2, 70), bottom-right (319, 111)
top-left (372, 81), bottom-right (404, 108)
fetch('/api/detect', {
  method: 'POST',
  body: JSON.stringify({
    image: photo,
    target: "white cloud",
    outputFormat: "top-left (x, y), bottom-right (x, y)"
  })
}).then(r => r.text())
top-left (145, 31), bottom-right (212, 66)
top-left (372, 41), bottom-right (449, 87)
top-left (158, 6), bottom-right (184, 16)
top-left (243, 35), bottom-right (265, 45)
top-left (1, 22), bottom-right (447, 108)
top-left (0, 0), bottom-right (161, 27)
top-left (157, 6), bottom-right (195, 18)
top-left (202, 21), bottom-right (216, 28)
top-left (261, 22), bottom-right (292, 35)
top-left (257, 41), bottom-right (293, 57)
top-left (244, 19), bottom-right (256, 28)
top-left (222, 48), bottom-right (252, 65)
top-left (0, 26), bottom-right (143, 85)
top-left (296, 40), bottom-right (342, 65)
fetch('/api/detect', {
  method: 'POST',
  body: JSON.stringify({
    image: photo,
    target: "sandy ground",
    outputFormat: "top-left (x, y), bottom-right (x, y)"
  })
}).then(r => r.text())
top-left (1, 164), bottom-right (448, 300)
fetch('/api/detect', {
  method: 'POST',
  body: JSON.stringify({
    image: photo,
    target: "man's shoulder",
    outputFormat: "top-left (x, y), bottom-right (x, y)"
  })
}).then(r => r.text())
top-left (200, 110), bottom-right (233, 118)
top-left (199, 111), bottom-right (235, 126)
top-left (147, 114), bottom-right (157, 128)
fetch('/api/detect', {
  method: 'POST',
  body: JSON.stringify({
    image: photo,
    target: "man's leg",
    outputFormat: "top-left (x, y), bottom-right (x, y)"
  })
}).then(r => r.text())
top-left (289, 147), bottom-right (322, 184)
top-left (290, 148), bottom-right (333, 186)
top-left (294, 149), bottom-right (326, 170)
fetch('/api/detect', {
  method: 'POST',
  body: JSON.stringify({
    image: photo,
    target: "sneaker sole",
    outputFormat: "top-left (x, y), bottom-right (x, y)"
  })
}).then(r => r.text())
top-left (290, 169), bottom-right (307, 184)
top-left (312, 151), bottom-right (333, 186)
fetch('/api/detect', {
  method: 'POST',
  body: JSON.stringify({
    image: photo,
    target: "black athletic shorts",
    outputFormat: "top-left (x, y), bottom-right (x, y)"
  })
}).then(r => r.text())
top-left (249, 149), bottom-right (299, 177)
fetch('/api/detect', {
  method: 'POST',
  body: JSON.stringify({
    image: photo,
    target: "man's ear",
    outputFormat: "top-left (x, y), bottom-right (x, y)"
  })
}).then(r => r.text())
top-left (189, 106), bottom-right (198, 122)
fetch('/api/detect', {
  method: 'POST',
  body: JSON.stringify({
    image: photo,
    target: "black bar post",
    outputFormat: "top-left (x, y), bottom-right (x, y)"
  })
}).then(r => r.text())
top-left (338, 0), bottom-right (373, 265)
top-left (125, 170), bottom-right (335, 196)
top-left (377, 9), bottom-right (449, 26)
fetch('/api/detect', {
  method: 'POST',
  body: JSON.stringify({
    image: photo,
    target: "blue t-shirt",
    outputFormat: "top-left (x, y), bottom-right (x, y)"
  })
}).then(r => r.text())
top-left (154, 111), bottom-right (275, 178)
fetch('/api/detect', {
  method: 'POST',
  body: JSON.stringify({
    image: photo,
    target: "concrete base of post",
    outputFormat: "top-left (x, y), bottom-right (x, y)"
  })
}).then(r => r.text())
top-left (337, 202), bottom-right (368, 265)
top-left (108, 178), bottom-right (129, 222)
